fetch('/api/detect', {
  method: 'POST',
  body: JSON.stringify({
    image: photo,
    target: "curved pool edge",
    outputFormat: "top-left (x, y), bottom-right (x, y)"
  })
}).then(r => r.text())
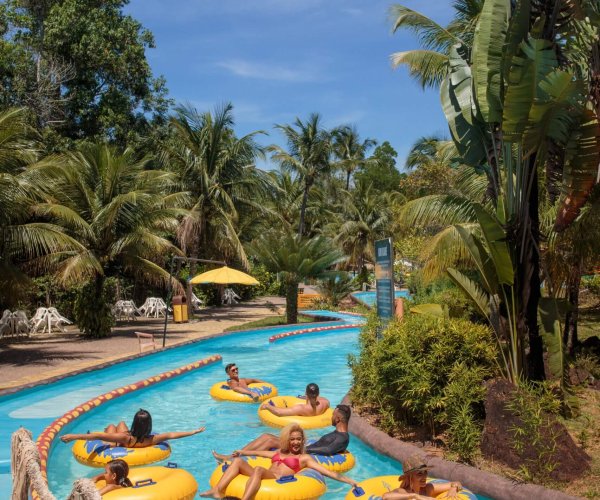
top-left (269, 323), bottom-right (363, 342)
top-left (342, 393), bottom-right (578, 500)
top-left (0, 311), bottom-right (356, 399)
top-left (33, 354), bottom-right (221, 499)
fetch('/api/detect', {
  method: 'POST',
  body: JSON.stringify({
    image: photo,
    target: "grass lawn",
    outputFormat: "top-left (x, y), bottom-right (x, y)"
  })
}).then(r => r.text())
top-left (223, 314), bottom-right (318, 332)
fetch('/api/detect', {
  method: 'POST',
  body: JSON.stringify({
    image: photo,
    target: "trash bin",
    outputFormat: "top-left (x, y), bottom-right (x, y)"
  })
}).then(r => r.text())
top-left (172, 295), bottom-right (189, 323)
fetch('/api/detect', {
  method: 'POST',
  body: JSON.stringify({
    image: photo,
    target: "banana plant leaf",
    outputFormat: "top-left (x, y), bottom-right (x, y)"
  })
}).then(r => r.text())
top-left (502, 37), bottom-right (557, 141)
top-left (473, 204), bottom-right (514, 285)
top-left (440, 45), bottom-right (487, 167)
top-left (472, 0), bottom-right (510, 123)
top-left (555, 109), bottom-right (600, 231)
top-left (454, 224), bottom-right (498, 295)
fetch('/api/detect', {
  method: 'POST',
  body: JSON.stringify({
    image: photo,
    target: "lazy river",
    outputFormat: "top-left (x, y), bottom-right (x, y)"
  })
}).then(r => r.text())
top-left (0, 310), bottom-right (491, 499)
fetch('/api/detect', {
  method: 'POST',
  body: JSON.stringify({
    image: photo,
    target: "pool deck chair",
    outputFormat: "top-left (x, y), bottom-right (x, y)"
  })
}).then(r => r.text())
top-left (135, 331), bottom-right (157, 353)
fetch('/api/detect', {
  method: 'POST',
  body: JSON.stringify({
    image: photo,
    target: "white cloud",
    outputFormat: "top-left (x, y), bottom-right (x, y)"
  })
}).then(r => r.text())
top-left (216, 59), bottom-right (322, 83)
top-left (325, 110), bottom-right (367, 127)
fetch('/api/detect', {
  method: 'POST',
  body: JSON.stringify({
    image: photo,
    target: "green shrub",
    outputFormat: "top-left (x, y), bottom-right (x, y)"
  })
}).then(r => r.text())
top-left (349, 312), bottom-right (497, 461)
top-left (73, 278), bottom-right (115, 338)
top-left (317, 274), bottom-right (354, 306)
top-left (506, 381), bottom-right (562, 483)
top-left (582, 274), bottom-right (600, 297)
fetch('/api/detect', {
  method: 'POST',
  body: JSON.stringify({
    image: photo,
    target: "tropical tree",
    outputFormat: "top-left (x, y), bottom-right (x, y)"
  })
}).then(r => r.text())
top-left (166, 103), bottom-right (270, 268)
top-left (390, 0), bottom-right (484, 89)
top-left (0, 108), bottom-right (81, 308)
top-left (269, 113), bottom-right (333, 237)
top-left (327, 181), bottom-right (399, 275)
top-left (332, 125), bottom-right (376, 190)
top-left (250, 232), bottom-right (344, 323)
top-left (355, 141), bottom-right (403, 193)
top-left (35, 143), bottom-right (187, 337)
top-left (399, 0), bottom-right (600, 383)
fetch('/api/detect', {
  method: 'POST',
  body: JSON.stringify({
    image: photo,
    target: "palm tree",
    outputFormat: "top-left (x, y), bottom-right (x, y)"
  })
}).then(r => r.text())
top-left (269, 113), bottom-right (333, 237)
top-left (332, 126), bottom-right (376, 190)
top-left (36, 143), bottom-right (187, 337)
top-left (389, 1), bottom-right (484, 89)
top-left (0, 108), bottom-right (80, 308)
top-left (250, 232), bottom-right (344, 324)
top-left (164, 103), bottom-right (273, 309)
top-left (327, 181), bottom-right (399, 275)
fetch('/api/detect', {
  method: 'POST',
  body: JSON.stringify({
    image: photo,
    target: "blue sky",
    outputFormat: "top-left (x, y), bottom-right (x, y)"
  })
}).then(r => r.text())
top-left (124, 0), bottom-right (455, 171)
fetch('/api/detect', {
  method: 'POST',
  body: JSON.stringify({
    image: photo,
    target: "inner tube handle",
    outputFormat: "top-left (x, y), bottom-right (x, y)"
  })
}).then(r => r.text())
top-left (134, 479), bottom-right (156, 488)
top-left (276, 475), bottom-right (297, 484)
top-left (352, 486), bottom-right (365, 497)
top-left (166, 462), bottom-right (178, 468)
top-left (352, 486), bottom-right (365, 496)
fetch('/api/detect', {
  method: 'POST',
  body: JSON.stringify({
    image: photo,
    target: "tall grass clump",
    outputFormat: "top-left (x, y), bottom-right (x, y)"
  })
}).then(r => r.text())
top-left (349, 312), bottom-right (498, 461)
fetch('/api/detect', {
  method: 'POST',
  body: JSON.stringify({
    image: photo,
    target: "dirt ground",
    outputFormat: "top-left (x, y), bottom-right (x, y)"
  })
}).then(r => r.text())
top-left (0, 296), bottom-right (285, 391)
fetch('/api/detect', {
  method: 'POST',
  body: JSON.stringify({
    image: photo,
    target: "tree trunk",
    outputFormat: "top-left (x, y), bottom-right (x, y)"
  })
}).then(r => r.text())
top-left (523, 167), bottom-right (545, 381)
top-left (285, 281), bottom-right (299, 324)
top-left (298, 184), bottom-right (310, 237)
top-left (346, 170), bottom-right (351, 191)
top-left (563, 261), bottom-right (582, 356)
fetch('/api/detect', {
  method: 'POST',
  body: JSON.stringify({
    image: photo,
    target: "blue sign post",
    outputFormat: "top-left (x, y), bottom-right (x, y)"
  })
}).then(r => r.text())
top-left (375, 238), bottom-right (395, 320)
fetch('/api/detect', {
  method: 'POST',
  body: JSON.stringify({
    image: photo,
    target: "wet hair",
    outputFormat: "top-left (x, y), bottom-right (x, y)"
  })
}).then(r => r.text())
top-left (306, 383), bottom-right (320, 412)
top-left (129, 409), bottom-right (152, 443)
top-left (279, 423), bottom-right (305, 454)
top-left (335, 404), bottom-right (351, 423)
top-left (107, 459), bottom-right (132, 488)
top-left (225, 363), bottom-right (237, 375)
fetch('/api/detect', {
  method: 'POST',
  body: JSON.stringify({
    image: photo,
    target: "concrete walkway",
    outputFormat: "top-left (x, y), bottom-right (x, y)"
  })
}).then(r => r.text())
top-left (0, 296), bottom-right (285, 392)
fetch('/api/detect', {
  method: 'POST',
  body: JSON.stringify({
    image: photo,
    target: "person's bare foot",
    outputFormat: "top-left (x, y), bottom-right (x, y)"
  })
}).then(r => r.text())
top-left (212, 450), bottom-right (231, 462)
top-left (199, 488), bottom-right (224, 498)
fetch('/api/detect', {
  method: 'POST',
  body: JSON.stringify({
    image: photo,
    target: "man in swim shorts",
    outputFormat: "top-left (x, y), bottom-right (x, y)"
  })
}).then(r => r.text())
top-left (212, 404), bottom-right (352, 461)
top-left (225, 363), bottom-right (265, 402)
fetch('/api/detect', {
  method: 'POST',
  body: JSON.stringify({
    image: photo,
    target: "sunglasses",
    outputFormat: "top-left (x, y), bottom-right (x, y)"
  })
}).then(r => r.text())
top-left (230, 368), bottom-right (239, 372)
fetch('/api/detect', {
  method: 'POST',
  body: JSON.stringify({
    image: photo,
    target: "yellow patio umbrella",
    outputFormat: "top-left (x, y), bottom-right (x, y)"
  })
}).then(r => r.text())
top-left (189, 265), bottom-right (259, 285)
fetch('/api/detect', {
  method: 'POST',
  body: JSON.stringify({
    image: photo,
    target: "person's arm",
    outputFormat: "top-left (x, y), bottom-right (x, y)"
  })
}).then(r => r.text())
top-left (235, 449), bottom-right (276, 459)
top-left (260, 403), bottom-right (307, 417)
top-left (318, 397), bottom-right (331, 410)
top-left (426, 481), bottom-right (462, 498)
top-left (98, 484), bottom-right (121, 495)
top-left (303, 456), bottom-right (358, 488)
top-left (243, 377), bottom-right (264, 384)
top-left (151, 427), bottom-right (205, 443)
top-left (60, 432), bottom-right (129, 444)
top-left (229, 379), bottom-right (259, 400)
top-left (92, 473), bottom-right (104, 483)
top-left (381, 490), bottom-right (429, 500)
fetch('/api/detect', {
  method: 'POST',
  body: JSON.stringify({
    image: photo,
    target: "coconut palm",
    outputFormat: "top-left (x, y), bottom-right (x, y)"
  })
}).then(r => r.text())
top-left (332, 126), bottom-right (376, 190)
top-left (34, 142), bottom-right (187, 337)
top-left (0, 108), bottom-right (81, 308)
top-left (389, 0), bottom-right (484, 89)
top-left (269, 113), bottom-right (333, 237)
top-left (250, 232), bottom-right (344, 324)
top-left (327, 181), bottom-right (399, 275)
top-left (166, 103), bottom-right (271, 268)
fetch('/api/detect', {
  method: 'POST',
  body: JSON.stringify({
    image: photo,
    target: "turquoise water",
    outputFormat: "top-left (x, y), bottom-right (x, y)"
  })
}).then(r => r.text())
top-left (0, 310), bottom-right (490, 499)
top-left (351, 290), bottom-right (411, 307)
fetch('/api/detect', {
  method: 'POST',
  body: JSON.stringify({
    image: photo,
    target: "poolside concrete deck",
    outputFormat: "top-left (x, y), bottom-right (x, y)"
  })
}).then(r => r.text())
top-left (0, 296), bottom-right (285, 392)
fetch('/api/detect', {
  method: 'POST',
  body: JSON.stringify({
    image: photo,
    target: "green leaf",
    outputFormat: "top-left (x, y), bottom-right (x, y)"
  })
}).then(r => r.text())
top-left (440, 45), bottom-right (487, 167)
top-left (472, 0), bottom-right (510, 123)
top-left (502, 38), bottom-right (557, 141)
top-left (410, 303), bottom-right (449, 319)
top-left (454, 224), bottom-right (498, 294)
top-left (447, 268), bottom-right (491, 321)
top-left (473, 204), bottom-right (513, 285)
top-left (555, 110), bottom-right (600, 231)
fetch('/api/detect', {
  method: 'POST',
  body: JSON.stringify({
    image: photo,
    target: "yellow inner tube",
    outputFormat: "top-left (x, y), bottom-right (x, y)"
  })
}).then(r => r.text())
top-left (258, 396), bottom-right (334, 429)
top-left (209, 456), bottom-right (326, 500)
top-left (98, 464), bottom-right (197, 500)
top-left (71, 438), bottom-right (171, 468)
top-left (344, 475), bottom-right (478, 499)
top-left (210, 381), bottom-right (278, 402)
top-left (309, 449), bottom-right (355, 473)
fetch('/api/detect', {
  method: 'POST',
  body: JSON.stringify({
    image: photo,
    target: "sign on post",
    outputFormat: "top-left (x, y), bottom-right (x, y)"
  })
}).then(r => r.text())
top-left (375, 238), bottom-right (395, 320)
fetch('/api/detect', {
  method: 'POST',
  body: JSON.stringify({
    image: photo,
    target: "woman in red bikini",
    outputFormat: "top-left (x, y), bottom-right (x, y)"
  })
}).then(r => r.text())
top-left (199, 423), bottom-right (358, 499)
